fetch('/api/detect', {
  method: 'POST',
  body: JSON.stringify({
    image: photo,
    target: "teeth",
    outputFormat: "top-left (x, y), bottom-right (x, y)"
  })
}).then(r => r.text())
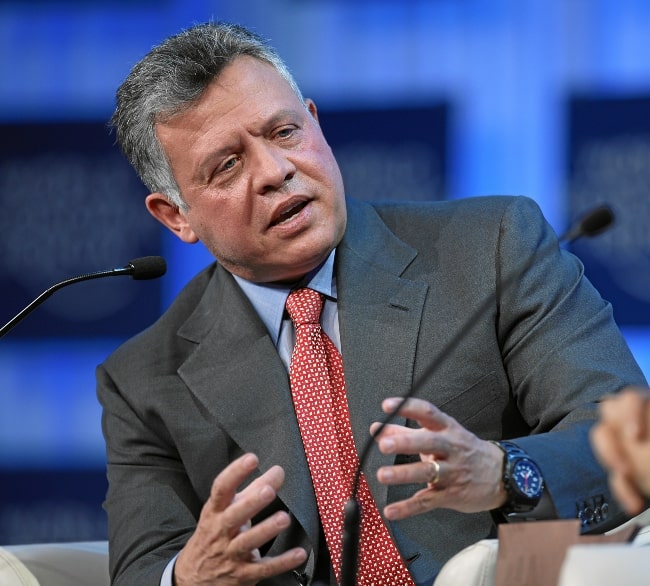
top-left (276, 201), bottom-right (305, 225)
top-left (277, 210), bottom-right (300, 225)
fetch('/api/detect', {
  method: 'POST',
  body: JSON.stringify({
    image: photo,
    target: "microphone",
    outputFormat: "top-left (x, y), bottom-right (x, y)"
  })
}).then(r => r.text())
top-left (559, 204), bottom-right (614, 242)
top-left (0, 256), bottom-right (167, 338)
top-left (340, 203), bottom-right (615, 585)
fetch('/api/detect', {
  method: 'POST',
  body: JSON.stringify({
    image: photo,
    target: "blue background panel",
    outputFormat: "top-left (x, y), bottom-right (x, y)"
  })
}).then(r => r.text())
top-left (568, 97), bottom-right (650, 325)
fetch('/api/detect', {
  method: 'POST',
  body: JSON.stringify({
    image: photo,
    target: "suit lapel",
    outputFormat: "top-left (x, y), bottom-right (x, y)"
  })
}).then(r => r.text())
top-left (337, 200), bottom-right (429, 510)
top-left (176, 266), bottom-right (320, 546)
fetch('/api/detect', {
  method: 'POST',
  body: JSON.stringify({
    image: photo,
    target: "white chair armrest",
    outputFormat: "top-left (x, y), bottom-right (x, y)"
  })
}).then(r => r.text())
top-left (0, 546), bottom-right (40, 586)
top-left (433, 539), bottom-right (498, 586)
top-left (2, 541), bottom-right (109, 586)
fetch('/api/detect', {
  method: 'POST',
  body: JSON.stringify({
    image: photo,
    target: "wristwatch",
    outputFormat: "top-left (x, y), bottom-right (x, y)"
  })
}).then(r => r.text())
top-left (493, 440), bottom-right (545, 514)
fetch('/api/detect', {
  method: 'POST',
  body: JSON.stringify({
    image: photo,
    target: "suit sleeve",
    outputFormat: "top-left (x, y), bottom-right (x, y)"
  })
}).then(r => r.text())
top-left (96, 363), bottom-right (202, 586)
top-left (495, 196), bottom-right (647, 530)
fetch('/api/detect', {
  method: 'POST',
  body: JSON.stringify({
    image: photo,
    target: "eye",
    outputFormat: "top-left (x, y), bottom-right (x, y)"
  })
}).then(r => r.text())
top-left (219, 155), bottom-right (240, 173)
top-left (275, 126), bottom-right (297, 139)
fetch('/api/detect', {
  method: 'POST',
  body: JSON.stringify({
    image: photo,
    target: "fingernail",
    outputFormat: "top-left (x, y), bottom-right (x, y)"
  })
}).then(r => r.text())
top-left (384, 398), bottom-right (400, 410)
top-left (379, 468), bottom-right (394, 481)
top-left (243, 453), bottom-right (258, 467)
top-left (275, 511), bottom-right (290, 527)
top-left (381, 438), bottom-right (395, 452)
top-left (293, 548), bottom-right (308, 561)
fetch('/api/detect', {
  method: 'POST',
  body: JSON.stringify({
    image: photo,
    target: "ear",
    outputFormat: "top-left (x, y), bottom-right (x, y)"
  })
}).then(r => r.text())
top-left (305, 98), bottom-right (320, 124)
top-left (145, 192), bottom-right (199, 243)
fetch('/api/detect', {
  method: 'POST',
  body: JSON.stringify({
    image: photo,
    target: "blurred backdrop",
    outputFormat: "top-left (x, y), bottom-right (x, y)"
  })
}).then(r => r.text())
top-left (1, 0), bottom-right (649, 544)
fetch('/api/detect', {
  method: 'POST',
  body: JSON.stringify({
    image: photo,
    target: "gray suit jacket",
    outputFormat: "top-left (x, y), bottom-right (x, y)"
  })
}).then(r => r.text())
top-left (97, 196), bottom-right (647, 585)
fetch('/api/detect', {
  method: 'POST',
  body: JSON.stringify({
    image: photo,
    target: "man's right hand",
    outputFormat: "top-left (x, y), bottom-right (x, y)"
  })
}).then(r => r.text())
top-left (174, 453), bottom-right (307, 585)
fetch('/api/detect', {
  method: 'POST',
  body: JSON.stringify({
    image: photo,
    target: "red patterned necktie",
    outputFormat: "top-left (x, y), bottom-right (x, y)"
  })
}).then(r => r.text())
top-left (286, 288), bottom-right (414, 585)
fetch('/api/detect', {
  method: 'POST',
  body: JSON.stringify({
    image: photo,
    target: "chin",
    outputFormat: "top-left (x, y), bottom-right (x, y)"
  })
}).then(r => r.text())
top-left (267, 250), bottom-right (334, 284)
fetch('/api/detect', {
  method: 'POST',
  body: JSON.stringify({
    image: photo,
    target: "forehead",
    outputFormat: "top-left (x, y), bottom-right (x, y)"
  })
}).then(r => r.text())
top-left (202, 56), bottom-right (300, 114)
top-left (158, 56), bottom-right (304, 138)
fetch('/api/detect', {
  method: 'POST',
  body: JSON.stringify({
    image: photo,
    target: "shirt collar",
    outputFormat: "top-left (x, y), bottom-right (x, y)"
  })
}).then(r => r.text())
top-left (233, 249), bottom-right (337, 344)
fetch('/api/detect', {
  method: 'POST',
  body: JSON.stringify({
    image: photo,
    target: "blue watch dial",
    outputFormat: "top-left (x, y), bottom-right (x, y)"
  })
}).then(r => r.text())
top-left (512, 458), bottom-right (544, 499)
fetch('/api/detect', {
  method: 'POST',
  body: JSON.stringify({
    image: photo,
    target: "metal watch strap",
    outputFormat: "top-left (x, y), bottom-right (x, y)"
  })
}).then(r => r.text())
top-left (492, 440), bottom-right (544, 515)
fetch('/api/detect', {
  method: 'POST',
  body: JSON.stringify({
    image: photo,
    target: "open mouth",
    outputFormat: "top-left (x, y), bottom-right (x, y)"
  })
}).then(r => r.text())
top-left (271, 199), bottom-right (309, 227)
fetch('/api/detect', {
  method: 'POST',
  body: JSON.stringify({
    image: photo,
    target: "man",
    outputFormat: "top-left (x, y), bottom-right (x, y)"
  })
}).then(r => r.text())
top-left (99, 21), bottom-right (647, 585)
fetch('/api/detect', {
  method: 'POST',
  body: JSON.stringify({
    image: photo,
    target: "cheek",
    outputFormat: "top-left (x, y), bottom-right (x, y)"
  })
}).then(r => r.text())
top-left (192, 206), bottom-right (256, 258)
top-left (299, 151), bottom-right (344, 201)
top-left (317, 148), bottom-right (345, 194)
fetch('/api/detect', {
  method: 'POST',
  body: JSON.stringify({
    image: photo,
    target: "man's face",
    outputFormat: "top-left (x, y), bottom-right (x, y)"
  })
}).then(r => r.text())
top-left (147, 55), bottom-right (347, 283)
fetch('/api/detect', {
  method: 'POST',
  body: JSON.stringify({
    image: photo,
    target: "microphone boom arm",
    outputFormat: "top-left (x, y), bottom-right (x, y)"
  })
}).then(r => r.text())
top-left (0, 257), bottom-right (166, 338)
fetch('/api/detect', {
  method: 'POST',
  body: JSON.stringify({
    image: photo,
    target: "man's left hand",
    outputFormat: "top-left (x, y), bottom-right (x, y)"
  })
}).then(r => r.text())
top-left (372, 397), bottom-right (507, 520)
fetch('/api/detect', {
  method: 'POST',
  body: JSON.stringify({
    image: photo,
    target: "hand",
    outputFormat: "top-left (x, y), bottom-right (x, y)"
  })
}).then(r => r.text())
top-left (371, 397), bottom-right (507, 520)
top-left (174, 453), bottom-right (307, 586)
top-left (591, 387), bottom-right (650, 515)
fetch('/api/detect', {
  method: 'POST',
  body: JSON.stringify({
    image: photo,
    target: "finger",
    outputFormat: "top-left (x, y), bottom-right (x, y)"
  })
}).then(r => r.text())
top-left (369, 420), bottom-right (392, 439)
top-left (382, 397), bottom-right (453, 431)
top-left (600, 390), bottom-right (648, 440)
top-left (373, 424), bottom-right (451, 458)
top-left (371, 422), bottom-right (424, 450)
top-left (609, 471), bottom-right (646, 516)
top-left (370, 421), bottom-right (409, 439)
top-left (621, 390), bottom-right (650, 439)
top-left (235, 548), bottom-right (308, 584)
top-left (217, 466), bottom-right (286, 538)
top-left (232, 464), bottom-right (286, 504)
top-left (208, 453), bottom-right (260, 512)
top-left (383, 487), bottom-right (445, 521)
top-left (383, 479), bottom-right (495, 519)
top-left (229, 511), bottom-right (292, 558)
top-left (640, 395), bottom-right (650, 439)
top-left (590, 423), bottom-right (631, 475)
top-left (377, 459), bottom-right (445, 487)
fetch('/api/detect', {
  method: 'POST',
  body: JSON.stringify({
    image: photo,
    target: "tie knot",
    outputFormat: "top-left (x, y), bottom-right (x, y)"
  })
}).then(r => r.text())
top-left (286, 288), bottom-right (324, 327)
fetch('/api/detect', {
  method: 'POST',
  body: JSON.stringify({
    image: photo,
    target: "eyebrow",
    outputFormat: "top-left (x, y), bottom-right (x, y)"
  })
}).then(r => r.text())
top-left (262, 108), bottom-right (303, 129)
top-left (194, 107), bottom-right (306, 182)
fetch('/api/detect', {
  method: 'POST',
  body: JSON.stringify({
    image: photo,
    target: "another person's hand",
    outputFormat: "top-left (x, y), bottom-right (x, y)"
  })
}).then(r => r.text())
top-left (371, 397), bottom-right (507, 520)
top-left (591, 386), bottom-right (650, 515)
top-left (174, 453), bottom-right (307, 586)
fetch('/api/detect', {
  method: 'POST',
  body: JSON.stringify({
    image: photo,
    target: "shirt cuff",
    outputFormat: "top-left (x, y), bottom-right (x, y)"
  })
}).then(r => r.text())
top-left (160, 553), bottom-right (179, 586)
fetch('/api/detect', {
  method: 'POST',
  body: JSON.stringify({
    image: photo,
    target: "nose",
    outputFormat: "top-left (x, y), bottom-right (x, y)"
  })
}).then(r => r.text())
top-left (252, 143), bottom-right (296, 194)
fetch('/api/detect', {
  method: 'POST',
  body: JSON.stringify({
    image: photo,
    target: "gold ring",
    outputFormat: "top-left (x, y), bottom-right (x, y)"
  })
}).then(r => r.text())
top-left (427, 459), bottom-right (440, 486)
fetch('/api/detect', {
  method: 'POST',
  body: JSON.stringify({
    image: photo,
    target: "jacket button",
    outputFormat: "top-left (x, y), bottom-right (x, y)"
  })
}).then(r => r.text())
top-left (601, 502), bottom-right (609, 520)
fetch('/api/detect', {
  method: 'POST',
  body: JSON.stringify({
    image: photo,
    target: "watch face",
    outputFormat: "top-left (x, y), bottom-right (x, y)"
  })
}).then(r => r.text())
top-left (512, 458), bottom-right (544, 499)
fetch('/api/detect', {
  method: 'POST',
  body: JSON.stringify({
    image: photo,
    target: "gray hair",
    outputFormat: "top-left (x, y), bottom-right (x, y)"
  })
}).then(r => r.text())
top-left (110, 22), bottom-right (306, 208)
